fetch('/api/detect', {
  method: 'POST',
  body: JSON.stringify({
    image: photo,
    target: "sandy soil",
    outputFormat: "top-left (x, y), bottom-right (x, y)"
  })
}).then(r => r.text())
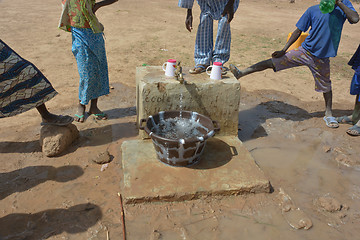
top-left (1, 0), bottom-right (360, 239)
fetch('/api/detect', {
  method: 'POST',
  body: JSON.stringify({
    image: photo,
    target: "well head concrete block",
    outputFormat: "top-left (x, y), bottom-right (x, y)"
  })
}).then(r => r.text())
top-left (136, 66), bottom-right (240, 138)
top-left (121, 136), bottom-right (271, 204)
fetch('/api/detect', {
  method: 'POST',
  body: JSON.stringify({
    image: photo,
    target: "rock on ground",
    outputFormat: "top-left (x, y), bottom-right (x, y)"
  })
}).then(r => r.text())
top-left (314, 196), bottom-right (342, 212)
top-left (92, 150), bottom-right (112, 164)
top-left (40, 124), bottom-right (79, 157)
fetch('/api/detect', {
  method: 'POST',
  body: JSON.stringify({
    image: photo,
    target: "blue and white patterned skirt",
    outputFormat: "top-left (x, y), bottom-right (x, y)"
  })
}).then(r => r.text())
top-left (71, 27), bottom-right (110, 105)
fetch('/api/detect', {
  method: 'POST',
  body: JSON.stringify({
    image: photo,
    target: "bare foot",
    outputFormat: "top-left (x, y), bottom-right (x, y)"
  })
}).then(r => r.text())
top-left (89, 106), bottom-right (107, 120)
top-left (229, 64), bottom-right (244, 79)
top-left (74, 104), bottom-right (86, 123)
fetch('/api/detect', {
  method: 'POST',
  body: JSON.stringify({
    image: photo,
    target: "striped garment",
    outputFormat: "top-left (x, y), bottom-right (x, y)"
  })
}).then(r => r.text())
top-left (0, 40), bottom-right (57, 118)
top-left (178, 0), bottom-right (239, 65)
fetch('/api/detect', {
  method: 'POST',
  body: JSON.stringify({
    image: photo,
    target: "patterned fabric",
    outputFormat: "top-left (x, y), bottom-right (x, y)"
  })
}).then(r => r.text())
top-left (71, 27), bottom-right (109, 105)
top-left (178, 0), bottom-right (239, 65)
top-left (179, 0), bottom-right (239, 20)
top-left (0, 40), bottom-right (57, 118)
top-left (272, 46), bottom-right (331, 93)
top-left (59, 0), bottom-right (104, 33)
top-left (195, 12), bottom-right (231, 65)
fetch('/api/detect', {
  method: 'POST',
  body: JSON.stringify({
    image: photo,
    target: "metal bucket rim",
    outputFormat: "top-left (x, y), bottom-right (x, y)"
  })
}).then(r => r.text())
top-left (143, 110), bottom-right (215, 143)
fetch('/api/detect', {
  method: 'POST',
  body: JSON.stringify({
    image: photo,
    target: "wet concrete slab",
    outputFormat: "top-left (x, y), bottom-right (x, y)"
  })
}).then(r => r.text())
top-left (121, 136), bottom-right (271, 204)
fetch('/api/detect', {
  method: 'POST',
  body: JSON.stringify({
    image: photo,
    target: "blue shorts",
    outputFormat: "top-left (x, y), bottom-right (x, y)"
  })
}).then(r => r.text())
top-left (350, 72), bottom-right (360, 96)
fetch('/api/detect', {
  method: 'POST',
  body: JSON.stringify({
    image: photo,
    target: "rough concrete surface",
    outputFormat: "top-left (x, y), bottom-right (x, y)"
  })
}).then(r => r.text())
top-left (121, 135), bottom-right (271, 204)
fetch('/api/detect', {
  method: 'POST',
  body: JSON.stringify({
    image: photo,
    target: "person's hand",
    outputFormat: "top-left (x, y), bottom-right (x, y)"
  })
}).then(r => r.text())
top-left (272, 50), bottom-right (286, 58)
top-left (222, 0), bottom-right (234, 23)
top-left (185, 9), bottom-right (193, 32)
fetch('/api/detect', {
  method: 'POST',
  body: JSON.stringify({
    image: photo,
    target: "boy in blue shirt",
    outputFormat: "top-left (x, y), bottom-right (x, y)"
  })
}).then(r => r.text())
top-left (230, 0), bottom-right (358, 128)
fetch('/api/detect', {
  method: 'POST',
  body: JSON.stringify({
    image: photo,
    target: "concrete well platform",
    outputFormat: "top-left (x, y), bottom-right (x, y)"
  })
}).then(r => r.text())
top-left (121, 136), bottom-right (271, 204)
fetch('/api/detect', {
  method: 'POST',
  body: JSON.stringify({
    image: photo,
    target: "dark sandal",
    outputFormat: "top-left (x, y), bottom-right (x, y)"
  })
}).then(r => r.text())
top-left (41, 115), bottom-right (74, 126)
top-left (222, 66), bottom-right (229, 76)
top-left (336, 116), bottom-right (352, 124)
top-left (189, 64), bottom-right (209, 74)
top-left (91, 113), bottom-right (108, 120)
top-left (346, 125), bottom-right (360, 136)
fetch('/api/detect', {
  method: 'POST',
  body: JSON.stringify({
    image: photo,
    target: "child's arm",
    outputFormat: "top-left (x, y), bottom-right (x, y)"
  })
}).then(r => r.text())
top-left (185, 9), bottom-right (193, 32)
top-left (93, 0), bottom-right (118, 13)
top-left (272, 28), bottom-right (302, 58)
top-left (336, 0), bottom-right (359, 24)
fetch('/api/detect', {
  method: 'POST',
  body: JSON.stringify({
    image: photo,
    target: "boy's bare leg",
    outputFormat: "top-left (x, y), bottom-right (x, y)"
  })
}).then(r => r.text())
top-left (323, 91), bottom-right (333, 117)
top-left (351, 94), bottom-right (360, 124)
top-left (323, 90), bottom-right (339, 128)
top-left (230, 59), bottom-right (274, 79)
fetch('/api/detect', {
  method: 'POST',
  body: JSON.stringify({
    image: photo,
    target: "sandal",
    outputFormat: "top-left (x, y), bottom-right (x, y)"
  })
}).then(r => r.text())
top-left (74, 114), bottom-right (85, 123)
top-left (346, 125), bottom-right (360, 136)
top-left (41, 115), bottom-right (74, 126)
top-left (222, 66), bottom-right (229, 76)
top-left (336, 115), bottom-right (352, 124)
top-left (189, 64), bottom-right (209, 74)
top-left (323, 116), bottom-right (339, 128)
top-left (91, 112), bottom-right (108, 120)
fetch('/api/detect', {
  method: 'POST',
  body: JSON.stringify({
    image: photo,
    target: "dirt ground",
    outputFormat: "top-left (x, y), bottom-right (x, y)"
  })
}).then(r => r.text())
top-left (1, 0), bottom-right (360, 239)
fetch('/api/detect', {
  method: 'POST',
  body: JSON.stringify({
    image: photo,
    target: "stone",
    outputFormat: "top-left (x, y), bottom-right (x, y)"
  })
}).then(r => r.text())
top-left (150, 230), bottom-right (162, 240)
top-left (322, 145), bottom-right (331, 153)
top-left (40, 124), bottom-right (79, 157)
top-left (92, 150), bottom-right (111, 164)
top-left (315, 196), bottom-right (342, 212)
top-left (278, 188), bottom-right (313, 230)
top-left (335, 153), bottom-right (356, 167)
top-left (136, 66), bottom-right (241, 138)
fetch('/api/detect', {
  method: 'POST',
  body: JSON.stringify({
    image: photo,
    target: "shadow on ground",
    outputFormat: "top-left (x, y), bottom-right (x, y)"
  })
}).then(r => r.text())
top-left (0, 165), bottom-right (83, 200)
top-left (0, 140), bottom-right (41, 153)
top-left (238, 89), bottom-right (353, 142)
top-left (0, 106), bottom-right (138, 154)
top-left (190, 138), bottom-right (235, 170)
top-left (0, 203), bottom-right (102, 239)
